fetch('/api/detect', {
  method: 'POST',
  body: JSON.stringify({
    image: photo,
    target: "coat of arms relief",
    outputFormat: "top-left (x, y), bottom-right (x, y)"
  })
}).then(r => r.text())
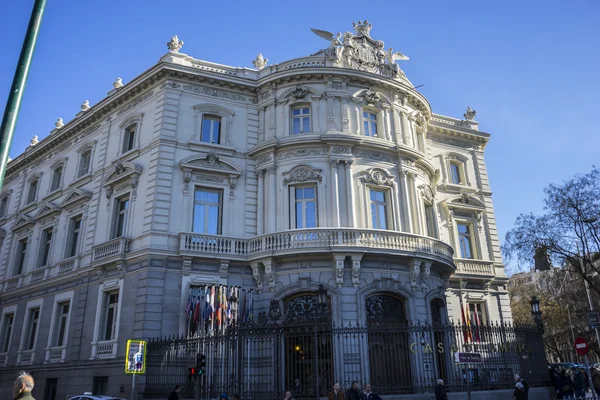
top-left (311, 20), bottom-right (409, 81)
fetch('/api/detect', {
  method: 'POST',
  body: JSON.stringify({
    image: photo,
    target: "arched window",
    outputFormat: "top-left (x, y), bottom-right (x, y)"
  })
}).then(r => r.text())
top-left (366, 293), bottom-right (411, 394)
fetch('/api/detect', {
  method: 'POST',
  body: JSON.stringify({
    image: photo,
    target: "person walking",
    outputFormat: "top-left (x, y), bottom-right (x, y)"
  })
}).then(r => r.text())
top-left (345, 382), bottom-right (362, 400)
top-left (514, 374), bottom-right (529, 399)
top-left (513, 382), bottom-right (527, 400)
top-left (362, 384), bottom-right (381, 400)
top-left (13, 372), bottom-right (35, 400)
top-left (435, 379), bottom-right (448, 400)
top-left (557, 369), bottom-right (575, 399)
top-left (572, 368), bottom-right (586, 399)
top-left (283, 390), bottom-right (295, 400)
top-left (328, 383), bottom-right (345, 400)
top-left (168, 385), bottom-right (180, 400)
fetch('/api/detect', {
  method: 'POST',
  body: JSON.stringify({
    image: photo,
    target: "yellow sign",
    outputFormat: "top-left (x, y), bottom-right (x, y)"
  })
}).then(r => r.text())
top-left (125, 340), bottom-right (146, 374)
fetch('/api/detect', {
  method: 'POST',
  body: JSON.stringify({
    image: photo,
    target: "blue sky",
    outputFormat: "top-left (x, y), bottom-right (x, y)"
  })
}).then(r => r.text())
top-left (1, 0), bottom-right (599, 269)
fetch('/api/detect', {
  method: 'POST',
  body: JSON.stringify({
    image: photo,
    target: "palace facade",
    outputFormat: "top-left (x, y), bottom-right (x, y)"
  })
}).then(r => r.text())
top-left (0, 22), bottom-right (512, 399)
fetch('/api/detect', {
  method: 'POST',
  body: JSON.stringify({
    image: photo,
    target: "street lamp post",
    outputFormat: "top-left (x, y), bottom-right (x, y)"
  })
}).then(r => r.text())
top-left (530, 296), bottom-right (544, 333)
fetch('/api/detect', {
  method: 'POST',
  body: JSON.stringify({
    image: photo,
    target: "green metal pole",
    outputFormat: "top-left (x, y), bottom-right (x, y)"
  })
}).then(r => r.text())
top-left (0, 0), bottom-right (47, 190)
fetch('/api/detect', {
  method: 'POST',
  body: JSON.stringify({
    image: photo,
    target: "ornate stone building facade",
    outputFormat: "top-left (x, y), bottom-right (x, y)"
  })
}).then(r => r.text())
top-left (0, 22), bottom-right (510, 398)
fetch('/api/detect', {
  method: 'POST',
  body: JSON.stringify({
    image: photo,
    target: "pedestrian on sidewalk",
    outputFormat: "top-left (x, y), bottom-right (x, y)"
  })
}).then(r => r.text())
top-left (13, 372), bottom-right (35, 400)
top-left (557, 369), bottom-right (575, 399)
top-left (168, 385), bottom-right (180, 400)
top-left (435, 379), bottom-right (448, 400)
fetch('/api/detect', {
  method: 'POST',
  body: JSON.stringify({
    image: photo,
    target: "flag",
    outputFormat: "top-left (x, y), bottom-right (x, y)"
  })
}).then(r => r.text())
top-left (460, 303), bottom-right (469, 342)
top-left (198, 286), bottom-right (205, 335)
top-left (240, 289), bottom-right (246, 323)
top-left (216, 285), bottom-right (222, 330)
top-left (185, 290), bottom-right (192, 317)
top-left (465, 305), bottom-right (472, 343)
top-left (193, 293), bottom-right (200, 324)
top-left (472, 305), bottom-right (481, 343)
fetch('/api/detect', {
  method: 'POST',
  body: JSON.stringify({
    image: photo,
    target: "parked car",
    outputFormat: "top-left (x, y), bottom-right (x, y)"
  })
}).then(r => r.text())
top-left (68, 393), bottom-right (126, 400)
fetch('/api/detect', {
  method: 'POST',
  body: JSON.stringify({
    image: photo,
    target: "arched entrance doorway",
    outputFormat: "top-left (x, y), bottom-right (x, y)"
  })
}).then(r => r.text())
top-left (283, 293), bottom-right (333, 398)
top-left (366, 293), bottom-right (411, 394)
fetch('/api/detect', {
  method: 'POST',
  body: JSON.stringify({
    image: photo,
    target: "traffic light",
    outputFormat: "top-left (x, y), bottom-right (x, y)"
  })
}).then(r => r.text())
top-left (196, 353), bottom-right (206, 376)
top-left (188, 366), bottom-right (197, 381)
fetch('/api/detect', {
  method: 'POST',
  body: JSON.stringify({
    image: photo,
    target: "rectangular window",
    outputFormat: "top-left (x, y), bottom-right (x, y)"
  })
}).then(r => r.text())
top-left (102, 292), bottom-right (119, 341)
top-left (66, 216), bottom-right (82, 258)
top-left (458, 223), bottom-right (474, 259)
top-left (450, 162), bottom-right (463, 185)
top-left (113, 197), bottom-right (130, 238)
top-left (468, 302), bottom-right (488, 325)
top-left (38, 228), bottom-right (53, 268)
top-left (78, 150), bottom-right (91, 177)
top-left (50, 166), bottom-right (63, 192)
top-left (15, 238), bottom-right (28, 275)
top-left (26, 308), bottom-right (40, 350)
top-left (0, 197), bottom-right (8, 218)
top-left (294, 186), bottom-right (317, 228)
top-left (54, 302), bottom-right (70, 347)
top-left (201, 115), bottom-right (221, 144)
top-left (44, 378), bottom-right (58, 400)
top-left (193, 188), bottom-right (222, 234)
top-left (425, 204), bottom-right (437, 238)
top-left (370, 189), bottom-right (388, 229)
top-left (292, 107), bottom-right (311, 134)
top-left (27, 180), bottom-right (38, 204)
top-left (1, 313), bottom-right (14, 353)
top-left (122, 124), bottom-right (136, 153)
top-left (363, 111), bottom-right (378, 137)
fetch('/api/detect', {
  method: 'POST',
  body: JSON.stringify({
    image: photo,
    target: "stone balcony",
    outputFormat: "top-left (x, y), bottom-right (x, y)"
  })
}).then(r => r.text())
top-left (179, 228), bottom-right (455, 266)
top-left (91, 237), bottom-right (129, 266)
top-left (454, 258), bottom-right (495, 277)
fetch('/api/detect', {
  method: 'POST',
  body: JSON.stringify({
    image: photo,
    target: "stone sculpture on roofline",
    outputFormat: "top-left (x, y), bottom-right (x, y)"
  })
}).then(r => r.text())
top-left (311, 20), bottom-right (409, 80)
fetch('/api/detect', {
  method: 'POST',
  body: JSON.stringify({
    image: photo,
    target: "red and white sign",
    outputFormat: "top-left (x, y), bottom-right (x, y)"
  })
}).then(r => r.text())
top-left (574, 337), bottom-right (589, 356)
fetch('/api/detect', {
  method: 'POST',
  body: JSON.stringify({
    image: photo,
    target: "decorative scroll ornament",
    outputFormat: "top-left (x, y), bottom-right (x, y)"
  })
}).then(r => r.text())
top-left (283, 165), bottom-right (322, 184)
top-left (311, 21), bottom-right (409, 80)
top-left (464, 106), bottom-right (477, 121)
top-left (359, 168), bottom-right (394, 187)
top-left (419, 184), bottom-right (436, 203)
top-left (255, 294), bottom-right (330, 327)
top-left (363, 88), bottom-right (380, 105)
top-left (290, 84), bottom-right (308, 100)
top-left (167, 35), bottom-right (184, 52)
top-left (252, 53), bottom-right (268, 70)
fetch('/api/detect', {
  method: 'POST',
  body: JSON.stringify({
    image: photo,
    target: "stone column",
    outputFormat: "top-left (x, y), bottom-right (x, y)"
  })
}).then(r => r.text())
top-left (391, 108), bottom-right (402, 144)
top-left (399, 171), bottom-right (413, 232)
top-left (341, 98), bottom-right (350, 132)
top-left (256, 170), bottom-right (264, 235)
top-left (345, 160), bottom-right (355, 228)
top-left (330, 160), bottom-right (340, 227)
top-left (400, 111), bottom-right (413, 147)
top-left (267, 166), bottom-right (277, 233)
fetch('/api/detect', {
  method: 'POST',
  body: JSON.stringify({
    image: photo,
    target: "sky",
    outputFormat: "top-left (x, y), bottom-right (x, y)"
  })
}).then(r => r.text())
top-left (1, 0), bottom-right (599, 270)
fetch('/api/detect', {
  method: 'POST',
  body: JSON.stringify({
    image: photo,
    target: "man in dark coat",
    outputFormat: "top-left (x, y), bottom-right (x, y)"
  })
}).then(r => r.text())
top-left (345, 381), bottom-right (362, 400)
top-left (362, 384), bottom-right (381, 400)
top-left (13, 372), bottom-right (35, 400)
top-left (435, 379), bottom-right (448, 400)
top-left (168, 385), bottom-right (180, 400)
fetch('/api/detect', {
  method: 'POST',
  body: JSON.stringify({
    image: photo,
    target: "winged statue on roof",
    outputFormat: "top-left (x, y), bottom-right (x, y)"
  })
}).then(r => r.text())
top-left (310, 21), bottom-right (410, 80)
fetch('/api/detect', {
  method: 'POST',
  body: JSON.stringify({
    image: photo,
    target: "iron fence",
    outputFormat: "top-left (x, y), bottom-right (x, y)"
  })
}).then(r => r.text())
top-left (144, 321), bottom-right (549, 399)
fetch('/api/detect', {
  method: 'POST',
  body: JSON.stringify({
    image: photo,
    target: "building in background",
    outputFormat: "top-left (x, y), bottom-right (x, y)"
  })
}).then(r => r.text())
top-left (0, 22), bottom-right (512, 399)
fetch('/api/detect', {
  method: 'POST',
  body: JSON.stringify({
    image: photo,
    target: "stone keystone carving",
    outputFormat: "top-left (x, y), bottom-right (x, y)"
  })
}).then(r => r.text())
top-left (252, 53), bottom-right (268, 70)
top-left (291, 84), bottom-right (308, 99)
top-left (311, 21), bottom-right (409, 80)
top-left (167, 35), bottom-right (184, 52)
top-left (363, 88), bottom-right (380, 105)
top-left (464, 106), bottom-right (477, 121)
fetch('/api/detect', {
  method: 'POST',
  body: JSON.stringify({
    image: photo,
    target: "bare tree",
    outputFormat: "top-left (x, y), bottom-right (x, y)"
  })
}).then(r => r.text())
top-left (503, 167), bottom-right (600, 296)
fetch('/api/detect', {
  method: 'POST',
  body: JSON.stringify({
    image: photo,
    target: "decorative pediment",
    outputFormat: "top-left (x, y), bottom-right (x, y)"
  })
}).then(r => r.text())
top-left (103, 161), bottom-right (143, 188)
top-left (35, 201), bottom-right (61, 220)
top-left (448, 192), bottom-right (486, 210)
top-left (283, 165), bottom-right (322, 185)
top-left (13, 213), bottom-right (35, 231)
top-left (61, 188), bottom-right (92, 209)
top-left (180, 151), bottom-right (242, 182)
top-left (359, 168), bottom-right (395, 187)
